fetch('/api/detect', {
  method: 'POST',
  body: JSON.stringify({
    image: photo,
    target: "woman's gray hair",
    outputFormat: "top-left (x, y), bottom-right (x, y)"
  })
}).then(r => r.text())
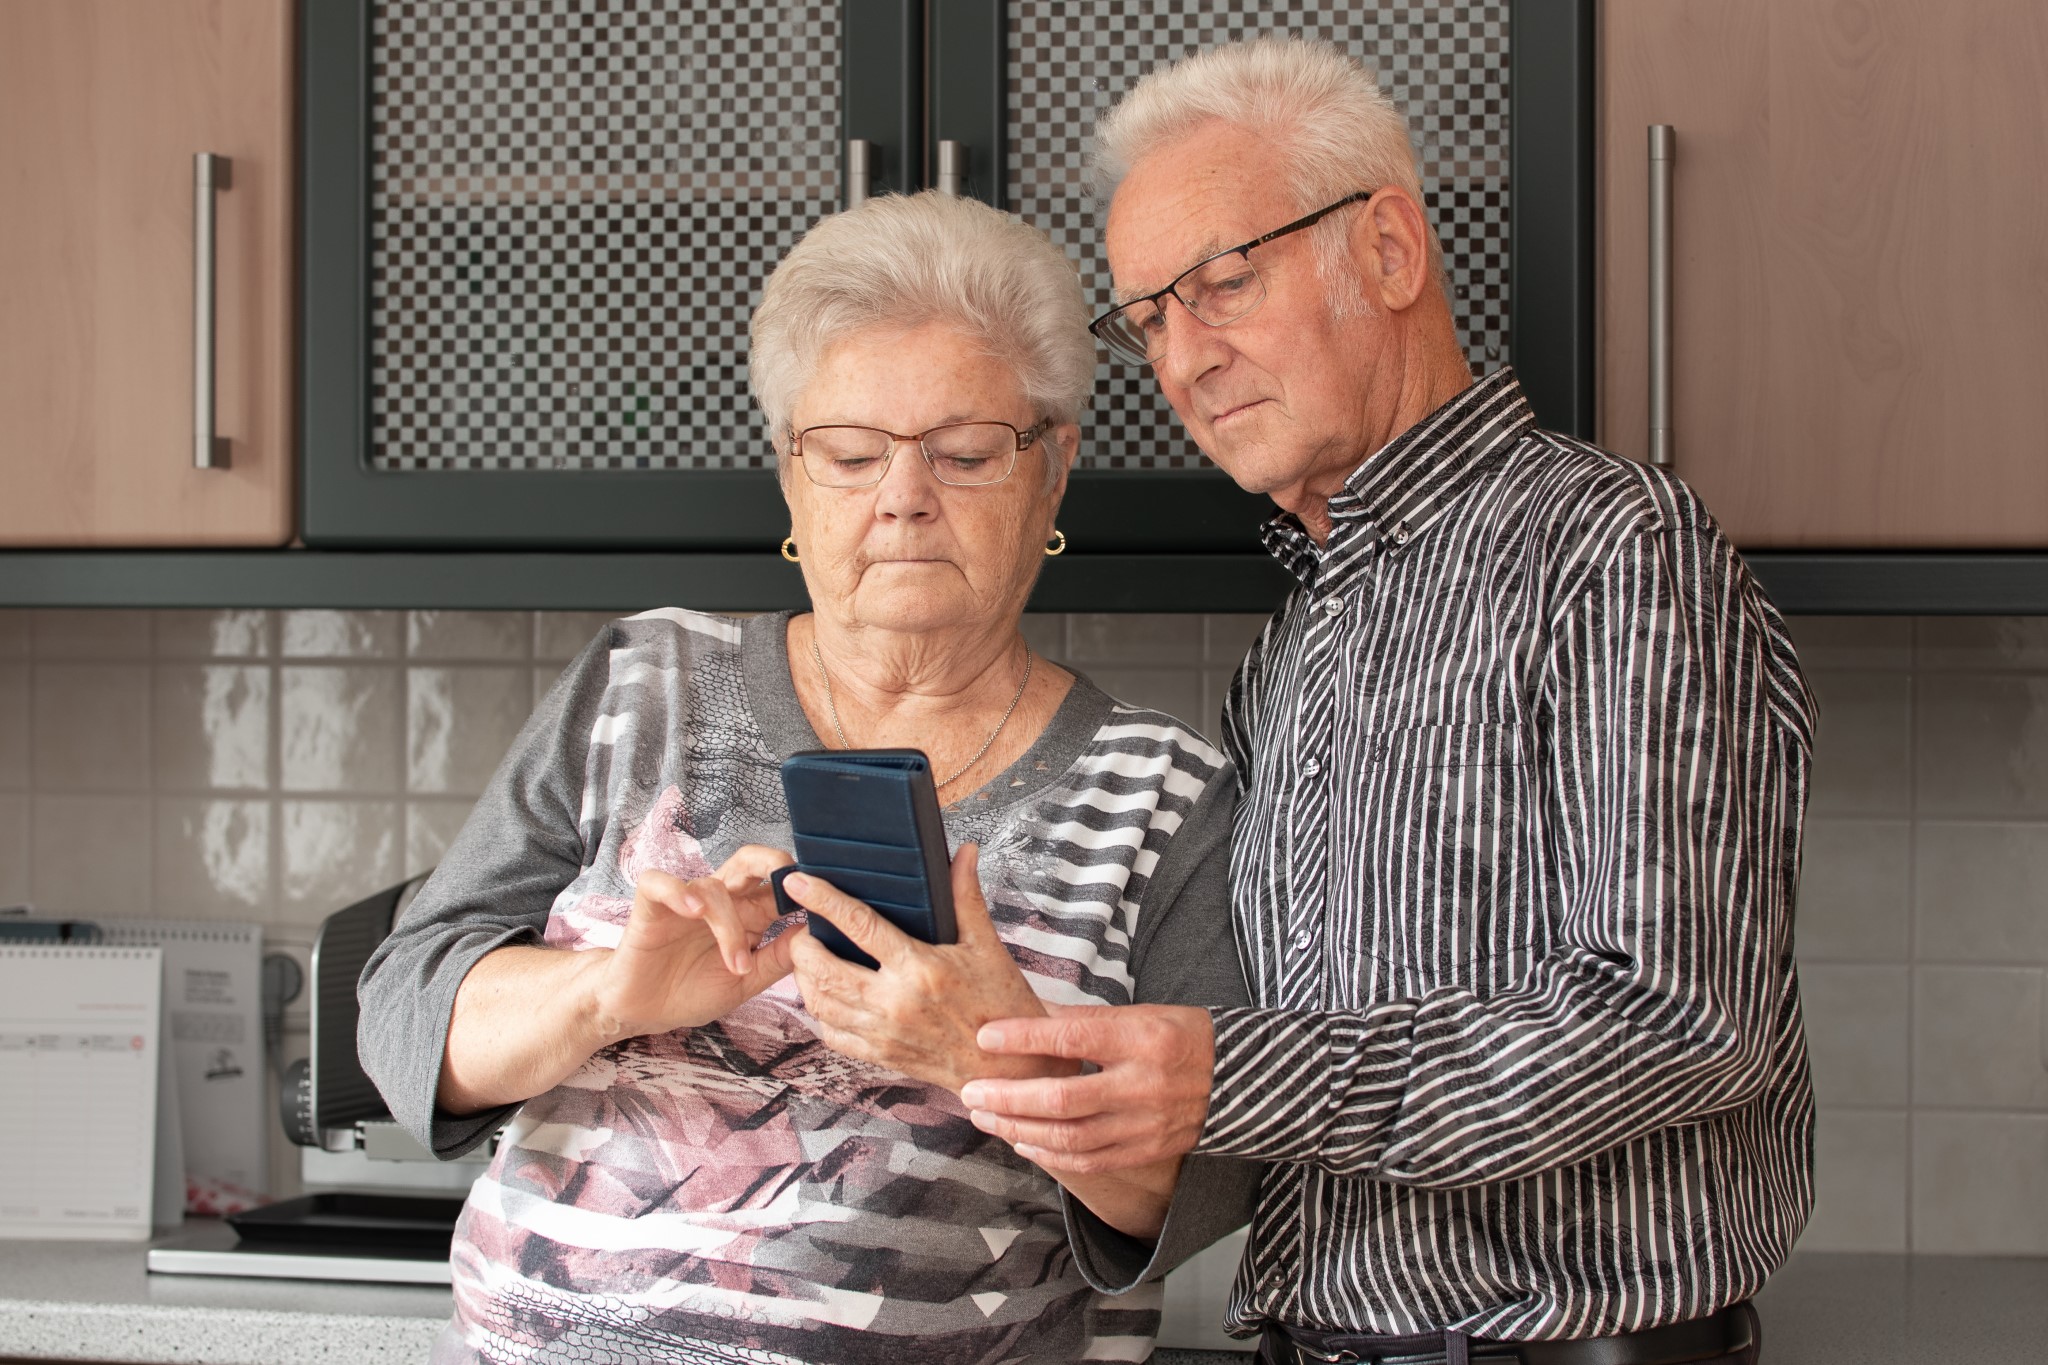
top-left (1093, 38), bottom-right (1444, 301)
top-left (750, 191), bottom-right (1094, 486)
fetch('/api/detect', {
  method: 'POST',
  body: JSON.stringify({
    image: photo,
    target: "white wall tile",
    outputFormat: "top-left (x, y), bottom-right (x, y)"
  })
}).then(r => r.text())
top-left (1913, 1112), bottom-right (2048, 1255)
top-left (1915, 673), bottom-right (2048, 816)
top-left (154, 610), bottom-right (272, 659)
top-left (31, 794), bottom-right (152, 914)
top-left (1794, 819), bottom-right (1911, 962)
top-left (1201, 667), bottom-right (1240, 748)
top-left (1204, 613), bottom-right (1269, 666)
top-left (1805, 671), bottom-right (1913, 815)
top-left (1914, 967), bottom-right (2048, 1110)
top-left (280, 667), bottom-right (402, 794)
top-left (1018, 613), bottom-right (1067, 663)
top-left (279, 800), bottom-right (401, 923)
top-left (1800, 1108), bottom-right (1908, 1253)
top-left (1914, 821), bottom-right (2048, 963)
top-left (0, 664), bottom-right (27, 790)
top-left (153, 665), bottom-right (271, 792)
top-left (1800, 964), bottom-right (1910, 1107)
top-left (32, 663), bottom-right (151, 793)
top-left (280, 610), bottom-right (402, 659)
top-left (153, 798), bottom-right (272, 918)
top-left (1783, 616), bottom-right (1914, 671)
top-left (534, 611), bottom-right (619, 662)
top-left (32, 610), bottom-right (152, 659)
top-left (0, 793), bottom-right (28, 905)
top-left (406, 667), bottom-right (530, 795)
top-left (1067, 614), bottom-right (1203, 665)
top-left (1916, 617), bottom-right (2048, 671)
top-left (1084, 667), bottom-right (1209, 738)
top-left (406, 610), bottom-right (530, 661)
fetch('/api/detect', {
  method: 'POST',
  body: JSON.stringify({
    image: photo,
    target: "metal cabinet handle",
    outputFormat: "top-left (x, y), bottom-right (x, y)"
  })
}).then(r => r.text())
top-left (193, 152), bottom-right (232, 470)
top-left (845, 139), bottom-right (872, 209)
top-left (936, 140), bottom-right (965, 197)
top-left (1647, 126), bottom-right (1674, 468)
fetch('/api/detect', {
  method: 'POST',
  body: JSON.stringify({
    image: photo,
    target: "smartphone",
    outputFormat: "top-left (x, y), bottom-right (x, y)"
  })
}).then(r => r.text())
top-left (772, 748), bottom-right (957, 969)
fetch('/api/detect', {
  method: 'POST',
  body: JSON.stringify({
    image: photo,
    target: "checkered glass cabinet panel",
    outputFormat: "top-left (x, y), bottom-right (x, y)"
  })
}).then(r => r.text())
top-left (1009, 4), bottom-right (1510, 471)
top-left (369, 1), bottom-right (838, 472)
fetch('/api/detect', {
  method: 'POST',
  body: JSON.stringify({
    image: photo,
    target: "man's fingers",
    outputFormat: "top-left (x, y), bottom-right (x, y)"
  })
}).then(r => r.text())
top-left (783, 872), bottom-right (908, 966)
top-left (974, 1006), bottom-right (1125, 1059)
top-left (958, 1069), bottom-right (1115, 1122)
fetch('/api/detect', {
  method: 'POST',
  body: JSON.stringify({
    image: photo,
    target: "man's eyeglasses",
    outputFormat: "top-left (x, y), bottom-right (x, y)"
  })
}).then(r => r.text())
top-left (1089, 190), bottom-right (1378, 365)
top-left (788, 418), bottom-right (1051, 488)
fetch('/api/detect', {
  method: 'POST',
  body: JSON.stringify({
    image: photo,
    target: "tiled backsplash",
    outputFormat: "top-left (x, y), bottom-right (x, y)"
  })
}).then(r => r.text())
top-left (3, 609), bottom-right (2046, 1256)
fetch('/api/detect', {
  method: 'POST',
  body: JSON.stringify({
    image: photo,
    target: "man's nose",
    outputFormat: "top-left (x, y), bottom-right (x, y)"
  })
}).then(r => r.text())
top-left (1151, 296), bottom-right (1229, 389)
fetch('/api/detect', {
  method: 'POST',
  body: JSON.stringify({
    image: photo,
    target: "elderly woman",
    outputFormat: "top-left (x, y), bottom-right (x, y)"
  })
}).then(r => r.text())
top-left (359, 190), bottom-right (1256, 1365)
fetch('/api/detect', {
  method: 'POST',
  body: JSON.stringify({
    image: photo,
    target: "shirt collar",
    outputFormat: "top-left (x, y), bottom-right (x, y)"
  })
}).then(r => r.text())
top-left (1260, 367), bottom-right (1537, 588)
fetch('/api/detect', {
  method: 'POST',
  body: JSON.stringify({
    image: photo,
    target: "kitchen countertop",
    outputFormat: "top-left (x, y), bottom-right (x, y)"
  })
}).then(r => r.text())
top-left (0, 1220), bottom-right (448, 1364)
top-left (1, 1230), bottom-right (2043, 1364)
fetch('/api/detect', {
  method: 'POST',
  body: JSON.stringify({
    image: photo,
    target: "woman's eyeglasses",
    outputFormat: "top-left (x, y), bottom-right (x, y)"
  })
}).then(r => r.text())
top-left (788, 418), bottom-right (1051, 488)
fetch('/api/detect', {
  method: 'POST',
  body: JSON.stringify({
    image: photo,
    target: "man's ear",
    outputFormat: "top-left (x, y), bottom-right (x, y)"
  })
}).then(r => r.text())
top-left (1351, 186), bottom-right (1434, 313)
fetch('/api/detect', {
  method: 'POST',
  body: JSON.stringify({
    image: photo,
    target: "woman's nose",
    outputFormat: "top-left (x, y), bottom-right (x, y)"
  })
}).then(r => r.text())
top-left (872, 436), bottom-right (941, 516)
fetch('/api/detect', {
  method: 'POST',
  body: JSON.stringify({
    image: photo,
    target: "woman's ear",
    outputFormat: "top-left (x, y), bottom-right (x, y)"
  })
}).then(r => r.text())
top-left (1043, 422), bottom-right (1079, 524)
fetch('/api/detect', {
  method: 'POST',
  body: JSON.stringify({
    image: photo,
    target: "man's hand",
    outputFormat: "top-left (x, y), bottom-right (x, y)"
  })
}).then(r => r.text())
top-left (590, 844), bottom-right (799, 1041)
top-left (786, 844), bottom-right (1075, 1093)
top-left (959, 1005), bottom-right (1217, 1175)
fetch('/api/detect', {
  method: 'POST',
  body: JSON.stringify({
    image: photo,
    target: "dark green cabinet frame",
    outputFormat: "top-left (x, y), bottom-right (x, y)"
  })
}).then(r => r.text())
top-left (298, 0), bottom-right (1595, 561)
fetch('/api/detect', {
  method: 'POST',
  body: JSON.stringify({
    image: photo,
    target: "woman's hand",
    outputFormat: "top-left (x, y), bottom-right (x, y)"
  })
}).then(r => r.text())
top-left (590, 844), bottom-right (801, 1041)
top-left (438, 844), bottom-right (799, 1116)
top-left (786, 844), bottom-right (1078, 1094)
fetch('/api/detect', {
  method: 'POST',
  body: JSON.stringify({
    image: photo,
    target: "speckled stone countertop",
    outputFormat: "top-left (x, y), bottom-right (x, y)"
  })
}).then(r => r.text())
top-left (0, 1220), bottom-right (449, 1364)
top-left (2, 1235), bottom-right (2044, 1364)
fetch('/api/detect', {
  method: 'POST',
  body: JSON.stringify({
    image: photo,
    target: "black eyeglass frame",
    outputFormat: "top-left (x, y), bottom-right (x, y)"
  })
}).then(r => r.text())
top-left (787, 417), bottom-right (1054, 488)
top-left (1088, 189), bottom-right (1381, 364)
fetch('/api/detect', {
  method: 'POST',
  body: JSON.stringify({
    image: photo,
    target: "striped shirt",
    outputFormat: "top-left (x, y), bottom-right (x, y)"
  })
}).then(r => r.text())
top-left (359, 609), bottom-right (1256, 1365)
top-left (1199, 369), bottom-right (1817, 1342)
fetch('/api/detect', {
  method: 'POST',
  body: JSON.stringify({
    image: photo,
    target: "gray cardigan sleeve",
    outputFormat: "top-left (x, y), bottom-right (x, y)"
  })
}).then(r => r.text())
top-left (1060, 759), bottom-right (1265, 1292)
top-left (356, 628), bottom-right (615, 1158)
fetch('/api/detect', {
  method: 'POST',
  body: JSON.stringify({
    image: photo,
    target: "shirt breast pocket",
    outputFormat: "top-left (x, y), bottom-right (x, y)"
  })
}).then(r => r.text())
top-left (1353, 720), bottom-right (1536, 996)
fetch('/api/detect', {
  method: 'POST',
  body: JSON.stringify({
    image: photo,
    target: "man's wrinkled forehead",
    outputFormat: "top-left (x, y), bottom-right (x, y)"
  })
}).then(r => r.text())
top-left (1102, 123), bottom-right (1281, 300)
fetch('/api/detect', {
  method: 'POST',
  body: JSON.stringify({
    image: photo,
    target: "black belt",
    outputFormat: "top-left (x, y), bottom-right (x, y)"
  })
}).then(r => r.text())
top-left (1259, 1301), bottom-right (1760, 1365)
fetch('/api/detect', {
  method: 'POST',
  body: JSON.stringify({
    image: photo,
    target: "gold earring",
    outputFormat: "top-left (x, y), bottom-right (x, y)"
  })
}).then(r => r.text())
top-left (780, 537), bottom-right (800, 563)
top-left (1044, 530), bottom-right (1066, 557)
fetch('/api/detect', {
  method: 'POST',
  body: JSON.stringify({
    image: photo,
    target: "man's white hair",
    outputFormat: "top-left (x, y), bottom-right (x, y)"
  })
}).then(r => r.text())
top-left (749, 190), bottom-right (1094, 487)
top-left (1094, 37), bottom-right (1445, 297)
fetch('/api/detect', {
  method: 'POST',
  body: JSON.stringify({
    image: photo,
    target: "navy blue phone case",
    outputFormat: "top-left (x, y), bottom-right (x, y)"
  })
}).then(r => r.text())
top-left (774, 749), bottom-right (956, 969)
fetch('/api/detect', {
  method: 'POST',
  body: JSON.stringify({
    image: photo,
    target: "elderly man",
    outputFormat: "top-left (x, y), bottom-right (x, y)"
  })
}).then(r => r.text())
top-left (961, 39), bottom-right (1813, 1365)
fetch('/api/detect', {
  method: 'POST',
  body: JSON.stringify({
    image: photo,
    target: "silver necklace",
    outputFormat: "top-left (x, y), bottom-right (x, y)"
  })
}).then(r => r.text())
top-left (810, 638), bottom-right (1034, 793)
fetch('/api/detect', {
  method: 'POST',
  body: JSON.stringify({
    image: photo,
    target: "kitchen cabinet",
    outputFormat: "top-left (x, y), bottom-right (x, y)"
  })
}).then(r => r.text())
top-left (0, 0), bottom-right (295, 546)
top-left (301, 0), bottom-right (1593, 554)
top-left (1599, 0), bottom-right (2048, 548)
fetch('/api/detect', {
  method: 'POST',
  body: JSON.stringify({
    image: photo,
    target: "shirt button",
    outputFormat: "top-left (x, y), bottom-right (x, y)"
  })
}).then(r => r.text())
top-left (1291, 928), bottom-right (1315, 952)
top-left (1302, 758), bottom-right (1323, 777)
top-left (1321, 595), bottom-right (1345, 618)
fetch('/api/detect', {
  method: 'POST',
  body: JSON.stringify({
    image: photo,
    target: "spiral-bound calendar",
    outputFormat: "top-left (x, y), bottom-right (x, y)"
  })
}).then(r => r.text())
top-left (0, 945), bottom-right (164, 1240)
top-left (100, 920), bottom-right (267, 1206)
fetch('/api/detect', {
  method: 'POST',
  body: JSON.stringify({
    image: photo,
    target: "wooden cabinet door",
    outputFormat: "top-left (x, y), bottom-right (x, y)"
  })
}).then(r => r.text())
top-left (1600, 0), bottom-right (2048, 547)
top-left (0, 0), bottom-right (293, 546)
